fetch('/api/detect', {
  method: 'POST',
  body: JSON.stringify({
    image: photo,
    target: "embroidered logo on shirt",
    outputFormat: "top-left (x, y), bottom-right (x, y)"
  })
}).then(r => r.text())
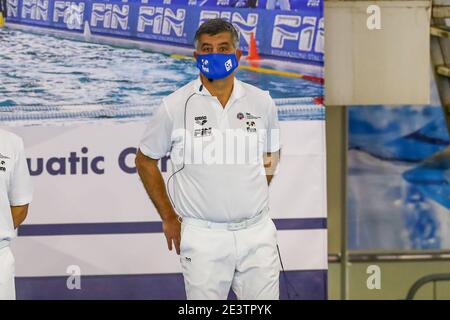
top-left (194, 115), bottom-right (208, 126)
top-left (194, 127), bottom-right (212, 137)
top-left (0, 160), bottom-right (7, 172)
top-left (245, 112), bottom-right (261, 120)
top-left (246, 121), bottom-right (257, 133)
top-left (237, 112), bottom-right (260, 120)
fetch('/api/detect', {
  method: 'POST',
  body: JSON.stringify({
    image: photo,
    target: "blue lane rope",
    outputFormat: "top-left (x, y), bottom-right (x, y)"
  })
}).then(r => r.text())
top-left (0, 97), bottom-right (324, 123)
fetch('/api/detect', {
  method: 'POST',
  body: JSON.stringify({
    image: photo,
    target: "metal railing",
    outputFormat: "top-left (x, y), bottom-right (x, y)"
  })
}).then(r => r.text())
top-left (328, 252), bottom-right (450, 300)
top-left (329, 250), bottom-right (450, 263)
top-left (406, 273), bottom-right (450, 300)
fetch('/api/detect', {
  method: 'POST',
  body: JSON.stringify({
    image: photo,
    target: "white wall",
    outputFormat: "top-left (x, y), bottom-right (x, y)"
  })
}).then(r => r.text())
top-left (325, 0), bottom-right (431, 105)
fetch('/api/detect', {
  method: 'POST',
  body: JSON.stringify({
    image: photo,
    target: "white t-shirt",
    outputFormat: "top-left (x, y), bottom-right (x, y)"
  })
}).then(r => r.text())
top-left (0, 129), bottom-right (33, 241)
top-left (140, 77), bottom-right (280, 222)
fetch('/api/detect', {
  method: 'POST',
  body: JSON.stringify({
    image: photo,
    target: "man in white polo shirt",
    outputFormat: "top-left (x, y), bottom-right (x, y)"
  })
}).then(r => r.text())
top-left (136, 19), bottom-right (281, 300)
top-left (0, 129), bottom-right (33, 300)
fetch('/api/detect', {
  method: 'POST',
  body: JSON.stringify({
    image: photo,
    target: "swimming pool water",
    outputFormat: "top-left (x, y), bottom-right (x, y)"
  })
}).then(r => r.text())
top-left (0, 28), bottom-right (323, 107)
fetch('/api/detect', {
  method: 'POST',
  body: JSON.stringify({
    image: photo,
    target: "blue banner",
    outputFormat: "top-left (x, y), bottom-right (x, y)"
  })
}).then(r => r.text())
top-left (6, 0), bottom-right (324, 63)
top-left (348, 103), bottom-right (450, 250)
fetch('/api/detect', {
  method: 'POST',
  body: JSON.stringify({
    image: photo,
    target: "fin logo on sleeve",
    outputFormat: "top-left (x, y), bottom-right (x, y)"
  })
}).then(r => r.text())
top-left (0, 154), bottom-right (10, 172)
top-left (0, 162), bottom-right (7, 172)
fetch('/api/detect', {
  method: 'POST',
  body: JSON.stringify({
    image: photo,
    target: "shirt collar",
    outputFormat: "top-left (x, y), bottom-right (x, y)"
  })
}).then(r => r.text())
top-left (193, 77), bottom-right (246, 100)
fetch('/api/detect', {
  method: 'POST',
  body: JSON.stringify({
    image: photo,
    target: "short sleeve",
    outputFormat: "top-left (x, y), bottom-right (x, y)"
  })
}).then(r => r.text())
top-left (139, 100), bottom-right (173, 159)
top-left (264, 94), bottom-right (281, 153)
top-left (8, 138), bottom-right (33, 206)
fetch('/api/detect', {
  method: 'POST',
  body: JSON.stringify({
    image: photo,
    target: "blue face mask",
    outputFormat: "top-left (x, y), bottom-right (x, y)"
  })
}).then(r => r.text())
top-left (196, 53), bottom-right (239, 80)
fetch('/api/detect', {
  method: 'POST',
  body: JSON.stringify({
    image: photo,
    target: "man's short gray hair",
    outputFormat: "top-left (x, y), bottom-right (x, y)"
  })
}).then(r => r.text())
top-left (194, 18), bottom-right (240, 50)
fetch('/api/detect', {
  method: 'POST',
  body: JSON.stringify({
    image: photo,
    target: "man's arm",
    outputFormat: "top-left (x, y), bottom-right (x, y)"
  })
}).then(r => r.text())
top-left (135, 149), bottom-right (181, 255)
top-left (8, 135), bottom-right (33, 230)
top-left (11, 204), bottom-right (29, 229)
top-left (263, 149), bottom-right (280, 185)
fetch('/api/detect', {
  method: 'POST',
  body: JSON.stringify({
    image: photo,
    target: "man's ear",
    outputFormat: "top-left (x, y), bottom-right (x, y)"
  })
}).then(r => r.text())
top-left (236, 48), bottom-right (242, 61)
top-left (193, 51), bottom-right (198, 60)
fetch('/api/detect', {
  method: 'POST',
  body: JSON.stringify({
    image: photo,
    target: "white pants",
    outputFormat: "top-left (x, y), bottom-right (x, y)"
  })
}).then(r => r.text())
top-left (0, 246), bottom-right (16, 300)
top-left (180, 216), bottom-right (280, 300)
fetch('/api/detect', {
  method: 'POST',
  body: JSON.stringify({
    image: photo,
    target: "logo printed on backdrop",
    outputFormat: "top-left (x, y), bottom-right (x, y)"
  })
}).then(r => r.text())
top-left (137, 6), bottom-right (186, 37)
top-left (27, 147), bottom-right (105, 176)
top-left (25, 146), bottom-right (166, 176)
top-left (6, 0), bottom-right (19, 18)
top-left (307, 0), bottom-right (320, 7)
top-left (272, 15), bottom-right (301, 49)
top-left (199, 10), bottom-right (258, 47)
top-left (91, 3), bottom-right (129, 30)
top-left (53, 1), bottom-right (85, 30)
top-left (21, 0), bottom-right (49, 21)
top-left (314, 17), bottom-right (324, 53)
top-left (271, 14), bottom-right (324, 54)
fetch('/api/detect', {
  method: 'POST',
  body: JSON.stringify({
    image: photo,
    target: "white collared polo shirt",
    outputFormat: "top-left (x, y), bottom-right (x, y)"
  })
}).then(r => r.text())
top-left (0, 129), bottom-right (33, 241)
top-left (140, 77), bottom-right (280, 223)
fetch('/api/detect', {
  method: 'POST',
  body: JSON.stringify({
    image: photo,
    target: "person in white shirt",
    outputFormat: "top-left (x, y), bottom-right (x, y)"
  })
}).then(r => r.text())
top-left (0, 129), bottom-right (33, 300)
top-left (136, 18), bottom-right (281, 300)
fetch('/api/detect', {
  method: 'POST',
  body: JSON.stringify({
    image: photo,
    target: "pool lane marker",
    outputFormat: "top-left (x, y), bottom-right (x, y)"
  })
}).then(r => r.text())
top-left (0, 97), bottom-right (324, 122)
top-left (169, 54), bottom-right (324, 84)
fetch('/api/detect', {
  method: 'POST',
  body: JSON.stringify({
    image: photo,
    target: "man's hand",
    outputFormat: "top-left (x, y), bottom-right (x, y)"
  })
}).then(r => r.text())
top-left (264, 150), bottom-right (280, 185)
top-left (135, 149), bottom-right (182, 255)
top-left (11, 204), bottom-right (29, 229)
top-left (162, 215), bottom-right (181, 255)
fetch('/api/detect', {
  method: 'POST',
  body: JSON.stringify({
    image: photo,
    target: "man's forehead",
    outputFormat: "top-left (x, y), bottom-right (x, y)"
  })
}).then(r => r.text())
top-left (198, 32), bottom-right (233, 45)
